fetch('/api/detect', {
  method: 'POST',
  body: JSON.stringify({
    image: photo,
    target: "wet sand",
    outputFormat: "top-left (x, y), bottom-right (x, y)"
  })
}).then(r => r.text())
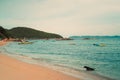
top-left (0, 53), bottom-right (80, 80)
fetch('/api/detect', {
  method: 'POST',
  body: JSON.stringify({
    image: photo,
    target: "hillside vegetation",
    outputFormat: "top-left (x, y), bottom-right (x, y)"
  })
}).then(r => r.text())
top-left (0, 26), bottom-right (63, 39)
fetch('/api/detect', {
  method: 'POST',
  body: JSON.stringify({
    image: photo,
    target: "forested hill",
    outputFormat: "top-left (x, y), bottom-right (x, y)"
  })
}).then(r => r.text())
top-left (6, 27), bottom-right (63, 39)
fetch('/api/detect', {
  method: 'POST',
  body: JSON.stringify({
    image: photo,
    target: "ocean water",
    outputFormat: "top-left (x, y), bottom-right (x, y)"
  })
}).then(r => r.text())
top-left (2, 36), bottom-right (120, 80)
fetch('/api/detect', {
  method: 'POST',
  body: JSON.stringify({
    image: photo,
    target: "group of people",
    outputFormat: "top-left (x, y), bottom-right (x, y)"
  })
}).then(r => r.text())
top-left (0, 38), bottom-right (9, 46)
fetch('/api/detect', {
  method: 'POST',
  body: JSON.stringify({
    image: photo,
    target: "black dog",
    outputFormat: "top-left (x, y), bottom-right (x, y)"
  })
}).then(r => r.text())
top-left (84, 66), bottom-right (95, 71)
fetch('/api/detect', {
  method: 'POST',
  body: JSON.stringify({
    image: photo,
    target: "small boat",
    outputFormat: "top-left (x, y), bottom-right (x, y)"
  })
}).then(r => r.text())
top-left (82, 38), bottom-right (91, 40)
top-left (18, 38), bottom-right (33, 45)
top-left (18, 41), bottom-right (33, 45)
top-left (93, 43), bottom-right (106, 47)
top-left (93, 44), bottom-right (99, 46)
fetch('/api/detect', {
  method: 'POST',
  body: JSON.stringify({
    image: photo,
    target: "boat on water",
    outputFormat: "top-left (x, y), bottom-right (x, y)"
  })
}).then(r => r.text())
top-left (93, 43), bottom-right (106, 47)
top-left (18, 41), bottom-right (33, 44)
top-left (18, 39), bottom-right (33, 45)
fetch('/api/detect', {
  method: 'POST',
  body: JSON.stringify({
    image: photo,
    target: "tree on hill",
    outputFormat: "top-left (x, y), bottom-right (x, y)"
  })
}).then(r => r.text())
top-left (0, 26), bottom-right (10, 39)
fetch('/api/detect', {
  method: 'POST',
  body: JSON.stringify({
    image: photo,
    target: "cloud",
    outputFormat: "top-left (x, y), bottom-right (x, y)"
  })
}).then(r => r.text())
top-left (0, 0), bottom-right (120, 36)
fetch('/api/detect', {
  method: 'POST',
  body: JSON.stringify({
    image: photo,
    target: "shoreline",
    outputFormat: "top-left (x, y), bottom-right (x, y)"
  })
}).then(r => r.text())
top-left (0, 41), bottom-right (115, 80)
top-left (0, 41), bottom-right (7, 46)
top-left (0, 53), bottom-right (80, 80)
top-left (0, 52), bottom-right (115, 80)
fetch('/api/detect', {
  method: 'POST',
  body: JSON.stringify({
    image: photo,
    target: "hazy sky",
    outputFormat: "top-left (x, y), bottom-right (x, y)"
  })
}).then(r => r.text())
top-left (0, 0), bottom-right (120, 37)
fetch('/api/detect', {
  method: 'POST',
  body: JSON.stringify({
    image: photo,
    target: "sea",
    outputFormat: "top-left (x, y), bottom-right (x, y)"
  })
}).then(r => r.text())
top-left (1, 36), bottom-right (120, 80)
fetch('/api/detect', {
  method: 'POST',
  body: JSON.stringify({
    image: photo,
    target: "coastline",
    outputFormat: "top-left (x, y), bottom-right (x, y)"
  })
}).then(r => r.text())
top-left (0, 53), bottom-right (80, 80)
top-left (0, 40), bottom-right (116, 80)
top-left (0, 41), bottom-right (80, 80)
top-left (0, 52), bottom-right (115, 80)
top-left (0, 40), bottom-right (7, 46)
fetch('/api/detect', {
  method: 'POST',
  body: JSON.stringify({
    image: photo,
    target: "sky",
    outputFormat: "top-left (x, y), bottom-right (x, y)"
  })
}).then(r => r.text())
top-left (0, 0), bottom-right (120, 37)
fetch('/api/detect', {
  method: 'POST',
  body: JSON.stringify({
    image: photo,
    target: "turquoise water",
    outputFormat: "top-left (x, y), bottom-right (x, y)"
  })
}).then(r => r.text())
top-left (3, 36), bottom-right (120, 80)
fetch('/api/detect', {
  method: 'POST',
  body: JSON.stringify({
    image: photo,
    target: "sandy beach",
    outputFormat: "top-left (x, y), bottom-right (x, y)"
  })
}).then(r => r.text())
top-left (0, 40), bottom-right (116, 80)
top-left (0, 53), bottom-right (80, 80)
top-left (0, 40), bottom-right (80, 80)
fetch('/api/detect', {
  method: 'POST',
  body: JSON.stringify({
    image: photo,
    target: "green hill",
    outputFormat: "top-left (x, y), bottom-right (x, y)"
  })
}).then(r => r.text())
top-left (0, 26), bottom-right (10, 39)
top-left (7, 27), bottom-right (63, 39)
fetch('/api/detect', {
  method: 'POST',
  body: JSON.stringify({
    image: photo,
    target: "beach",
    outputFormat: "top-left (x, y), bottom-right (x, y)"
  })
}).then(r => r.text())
top-left (0, 53), bottom-right (80, 80)
top-left (0, 53), bottom-right (114, 80)
top-left (0, 37), bottom-right (119, 80)
top-left (0, 40), bottom-right (80, 80)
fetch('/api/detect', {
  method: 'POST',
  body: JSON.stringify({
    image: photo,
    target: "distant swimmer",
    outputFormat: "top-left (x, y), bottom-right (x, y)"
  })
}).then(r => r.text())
top-left (84, 66), bottom-right (95, 71)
